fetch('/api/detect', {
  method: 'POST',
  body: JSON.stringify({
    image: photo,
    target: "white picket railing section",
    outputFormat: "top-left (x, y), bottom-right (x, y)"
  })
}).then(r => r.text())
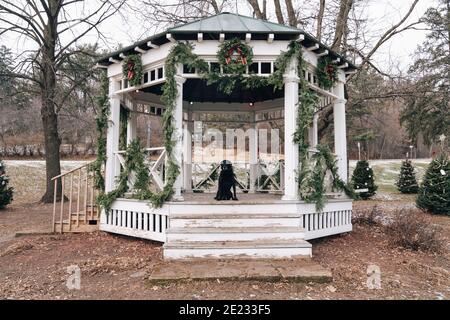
top-left (100, 199), bottom-right (169, 242)
top-left (303, 208), bottom-right (352, 240)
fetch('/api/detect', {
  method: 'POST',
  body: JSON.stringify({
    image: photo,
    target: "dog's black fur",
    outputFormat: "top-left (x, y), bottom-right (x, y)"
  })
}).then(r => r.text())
top-left (214, 160), bottom-right (238, 201)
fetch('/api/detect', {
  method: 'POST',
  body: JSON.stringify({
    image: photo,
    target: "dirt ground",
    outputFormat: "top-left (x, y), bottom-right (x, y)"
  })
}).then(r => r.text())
top-left (0, 159), bottom-right (448, 300)
top-left (0, 199), bottom-right (449, 300)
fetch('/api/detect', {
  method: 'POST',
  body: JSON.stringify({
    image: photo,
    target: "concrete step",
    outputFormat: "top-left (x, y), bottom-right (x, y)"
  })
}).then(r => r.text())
top-left (170, 213), bottom-right (301, 228)
top-left (163, 239), bottom-right (312, 260)
top-left (149, 258), bottom-right (332, 283)
top-left (166, 226), bottom-right (305, 242)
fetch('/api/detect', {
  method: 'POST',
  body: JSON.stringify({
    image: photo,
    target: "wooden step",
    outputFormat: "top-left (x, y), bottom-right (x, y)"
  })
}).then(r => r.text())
top-left (163, 239), bottom-right (312, 260)
top-left (166, 226), bottom-right (305, 242)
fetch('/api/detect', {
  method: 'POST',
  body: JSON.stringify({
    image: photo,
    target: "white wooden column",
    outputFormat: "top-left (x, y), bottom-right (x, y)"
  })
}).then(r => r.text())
top-left (249, 111), bottom-right (258, 193)
top-left (309, 112), bottom-right (319, 148)
top-left (173, 65), bottom-right (185, 200)
top-left (282, 57), bottom-right (300, 201)
top-left (126, 101), bottom-right (137, 145)
top-left (105, 78), bottom-right (121, 192)
top-left (183, 110), bottom-right (193, 192)
top-left (333, 79), bottom-right (348, 182)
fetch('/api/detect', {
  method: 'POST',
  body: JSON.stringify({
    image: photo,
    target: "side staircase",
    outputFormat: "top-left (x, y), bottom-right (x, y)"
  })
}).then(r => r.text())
top-left (164, 206), bottom-right (312, 260)
top-left (52, 162), bottom-right (100, 233)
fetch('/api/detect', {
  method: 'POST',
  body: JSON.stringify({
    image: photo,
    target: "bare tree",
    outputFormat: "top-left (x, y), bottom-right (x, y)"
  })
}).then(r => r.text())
top-left (317, 0), bottom-right (326, 41)
top-left (331, 0), bottom-right (353, 51)
top-left (0, 0), bottom-right (126, 202)
top-left (273, 0), bottom-right (285, 25)
top-left (284, 0), bottom-right (297, 27)
top-left (247, 0), bottom-right (266, 20)
top-left (137, 0), bottom-right (229, 30)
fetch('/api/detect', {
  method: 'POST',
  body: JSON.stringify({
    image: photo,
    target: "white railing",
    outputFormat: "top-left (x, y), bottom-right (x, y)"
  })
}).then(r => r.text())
top-left (303, 208), bottom-right (352, 240)
top-left (100, 199), bottom-right (169, 242)
top-left (256, 160), bottom-right (284, 193)
top-left (115, 147), bottom-right (167, 192)
top-left (191, 161), bottom-right (250, 192)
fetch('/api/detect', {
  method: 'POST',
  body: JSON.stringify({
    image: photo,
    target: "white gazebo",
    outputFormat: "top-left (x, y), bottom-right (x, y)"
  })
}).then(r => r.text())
top-left (91, 13), bottom-right (356, 260)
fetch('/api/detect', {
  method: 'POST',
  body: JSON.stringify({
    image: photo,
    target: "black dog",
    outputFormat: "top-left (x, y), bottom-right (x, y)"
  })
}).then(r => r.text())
top-left (214, 160), bottom-right (238, 201)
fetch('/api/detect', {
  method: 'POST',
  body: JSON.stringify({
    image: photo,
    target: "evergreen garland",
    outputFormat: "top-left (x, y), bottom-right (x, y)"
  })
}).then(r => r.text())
top-left (0, 160), bottom-right (13, 209)
top-left (351, 160), bottom-right (377, 200)
top-left (396, 159), bottom-right (419, 194)
top-left (416, 153), bottom-right (450, 215)
top-left (119, 106), bottom-right (130, 151)
top-left (122, 54), bottom-right (143, 87)
top-left (317, 56), bottom-right (338, 90)
top-left (91, 70), bottom-right (109, 191)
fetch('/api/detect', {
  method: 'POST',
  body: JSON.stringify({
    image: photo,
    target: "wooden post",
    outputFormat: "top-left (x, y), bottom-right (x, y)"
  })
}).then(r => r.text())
top-left (76, 169), bottom-right (81, 227)
top-left (60, 176), bottom-right (65, 233)
top-left (173, 64), bottom-right (185, 201)
top-left (105, 78), bottom-right (121, 192)
top-left (68, 175), bottom-right (73, 231)
top-left (52, 179), bottom-right (57, 233)
top-left (249, 111), bottom-right (258, 193)
top-left (183, 110), bottom-right (193, 192)
top-left (282, 57), bottom-right (300, 200)
top-left (333, 79), bottom-right (348, 182)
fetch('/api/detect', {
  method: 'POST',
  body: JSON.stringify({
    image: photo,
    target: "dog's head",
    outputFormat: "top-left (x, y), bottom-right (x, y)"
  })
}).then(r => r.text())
top-left (220, 160), bottom-right (233, 172)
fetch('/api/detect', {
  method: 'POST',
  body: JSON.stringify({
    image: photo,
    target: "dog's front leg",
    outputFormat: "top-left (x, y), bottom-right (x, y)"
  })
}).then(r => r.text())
top-left (232, 178), bottom-right (238, 201)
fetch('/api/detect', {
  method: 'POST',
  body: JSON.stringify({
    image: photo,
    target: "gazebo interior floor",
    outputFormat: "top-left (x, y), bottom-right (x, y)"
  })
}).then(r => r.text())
top-left (171, 192), bottom-right (283, 204)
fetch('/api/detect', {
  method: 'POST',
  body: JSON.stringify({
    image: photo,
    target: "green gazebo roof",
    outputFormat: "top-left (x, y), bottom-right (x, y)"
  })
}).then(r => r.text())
top-left (168, 12), bottom-right (301, 34)
top-left (97, 12), bottom-right (356, 72)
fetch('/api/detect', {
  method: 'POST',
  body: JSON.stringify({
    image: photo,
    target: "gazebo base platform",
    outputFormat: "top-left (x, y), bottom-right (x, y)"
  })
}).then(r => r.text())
top-left (99, 194), bottom-right (352, 260)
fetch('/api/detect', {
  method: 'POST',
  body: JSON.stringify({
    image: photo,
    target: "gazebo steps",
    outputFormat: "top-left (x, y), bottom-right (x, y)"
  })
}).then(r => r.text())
top-left (166, 226), bottom-right (305, 242)
top-left (169, 213), bottom-right (301, 228)
top-left (163, 239), bottom-right (312, 260)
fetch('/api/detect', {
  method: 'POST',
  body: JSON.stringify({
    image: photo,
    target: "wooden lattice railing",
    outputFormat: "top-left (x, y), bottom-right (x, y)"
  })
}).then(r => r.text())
top-left (51, 161), bottom-right (100, 233)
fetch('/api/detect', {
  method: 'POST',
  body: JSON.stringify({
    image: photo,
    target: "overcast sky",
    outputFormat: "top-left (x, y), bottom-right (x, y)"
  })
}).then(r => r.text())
top-left (1, 0), bottom-right (438, 73)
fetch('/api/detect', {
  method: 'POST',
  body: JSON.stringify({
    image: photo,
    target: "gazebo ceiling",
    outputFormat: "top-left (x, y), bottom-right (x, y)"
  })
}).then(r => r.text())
top-left (141, 79), bottom-right (284, 104)
top-left (97, 12), bottom-right (357, 73)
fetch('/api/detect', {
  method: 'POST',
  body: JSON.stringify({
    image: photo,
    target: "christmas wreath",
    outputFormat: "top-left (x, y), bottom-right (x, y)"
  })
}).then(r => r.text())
top-left (317, 56), bottom-right (338, 90)
top-left (217, 38), bottom-right (253, 74)
top-left (122, 54), bottom-right (143, 87)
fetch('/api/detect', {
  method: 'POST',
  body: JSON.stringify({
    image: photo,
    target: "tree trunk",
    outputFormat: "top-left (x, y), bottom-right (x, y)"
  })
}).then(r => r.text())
top-left (273, 0), bottom-right (285, 25)
top-left (40, 97), bottom-right (62, 202)
top-left (247, 0), bottom-right (266, 20)
top-left (331, 0), bottom-right (353, 52)
top-left (284, 0), bottom-right (297, 27)
top-left (317, 0), bottom-right (326, 41)
top-left (40, 0), bottom-right (62, 203)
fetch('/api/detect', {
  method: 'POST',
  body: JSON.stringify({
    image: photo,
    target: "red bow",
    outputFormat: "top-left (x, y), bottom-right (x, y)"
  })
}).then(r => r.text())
top-left (127, 61), bottom-right (135, 80)
top-left (225, 45), bottom-right (247, 66)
